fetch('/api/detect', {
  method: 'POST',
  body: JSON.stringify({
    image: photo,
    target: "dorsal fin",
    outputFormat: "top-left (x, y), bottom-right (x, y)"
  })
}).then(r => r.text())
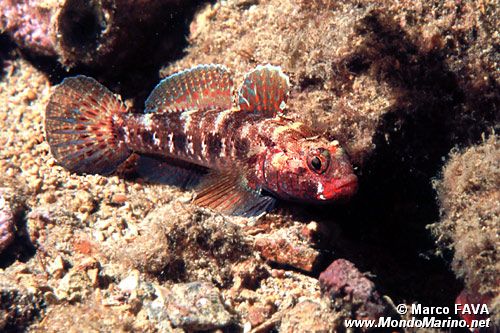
top-left (145, 64), bottom-right (233, 113)
top-left (237, 64), bottom-right (291, 117)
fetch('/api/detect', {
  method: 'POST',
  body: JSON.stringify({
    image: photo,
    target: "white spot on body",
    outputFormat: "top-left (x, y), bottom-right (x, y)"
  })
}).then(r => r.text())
top-left (240, 123), bottom-right (252, 138)
top-left (213, 109), bottom-right (232, 133)
top-left (153, 132), bottom-right (160, 145)
top-left (141, 114), bottom-right (154, 131)
top-left (317, 182), bottom-right (326, 200)
top-left (167, 133), bottom-right (174, 152)
top-left (220, 138), bottom-right (226, 157)
top-left (123, 126), bottom-right (130, 144)
top-left (180, 110), bottom-right (197, 132)
top-left (187, 135), bottom-right (194, 154)
top-left (201, 140), bottom-right (207, 158)
top-left (335, 147), bottom-right (344, 157)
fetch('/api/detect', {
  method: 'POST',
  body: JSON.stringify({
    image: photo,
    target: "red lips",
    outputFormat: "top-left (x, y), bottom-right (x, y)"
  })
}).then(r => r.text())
top-left (320, 173), bottom-right (358, 200)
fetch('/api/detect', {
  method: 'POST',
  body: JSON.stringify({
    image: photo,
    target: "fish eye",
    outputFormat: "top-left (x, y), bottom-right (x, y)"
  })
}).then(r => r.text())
top-left (307, 149), bottom-right (330, 174)
top-left (311, 156), bottom-right (322, 170)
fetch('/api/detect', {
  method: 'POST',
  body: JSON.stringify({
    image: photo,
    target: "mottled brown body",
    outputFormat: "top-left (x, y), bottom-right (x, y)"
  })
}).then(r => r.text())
top-left (123, 109), bottom-right (312, 196)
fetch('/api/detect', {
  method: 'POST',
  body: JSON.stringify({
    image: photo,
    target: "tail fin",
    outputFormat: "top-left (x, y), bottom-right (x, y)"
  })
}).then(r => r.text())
top-left (45, 76), bottom-right (131, 175)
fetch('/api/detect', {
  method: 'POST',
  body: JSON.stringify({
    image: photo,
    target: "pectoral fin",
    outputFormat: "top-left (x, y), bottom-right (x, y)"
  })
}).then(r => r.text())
top-left (194, 171), bottom-right (276, 217)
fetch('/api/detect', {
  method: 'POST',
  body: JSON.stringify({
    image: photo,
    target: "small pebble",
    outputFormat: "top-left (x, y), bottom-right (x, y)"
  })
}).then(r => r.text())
top-left (47, 255), bottom-right (66, 279)
top-left (24, 90), bottom-right (37, 102)
top-left (118, 270), bottom-right (140, 293)
top-left (86, 268), bottom-right (99, 287)
top-left (73, 190), bottom-right (95, 213)
top-left (111, 194), bottom-right (127, 204)
top-left (43, 193), bottom-right (57, 204)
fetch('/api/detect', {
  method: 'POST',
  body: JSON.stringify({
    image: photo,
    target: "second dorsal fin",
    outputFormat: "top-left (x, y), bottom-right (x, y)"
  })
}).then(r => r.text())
top-left (237, 64), bottom-right (291, 117)
top-left (145, 64), bottom-right (233, 113)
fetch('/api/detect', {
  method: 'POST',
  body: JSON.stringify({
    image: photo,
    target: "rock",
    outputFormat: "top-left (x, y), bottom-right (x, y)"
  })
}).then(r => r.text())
top-left (319, 259), bottom-right (386, 321)
top-left (72, 190), bottom-right (95, 214)
top-left (47, 255), bottom-right (66, 279)
top-left (55, 269), bottom-right (92, 302)
top-left (31, 298), bottom-right (146, 332)
top-left (0, 275), bottom-right (43, 331)
top-left (148, 281), bottom-right (233, 331)
top-left (116, 203), bottom-right (251, 287)
top-left (279, 300), bottom-right (338, 333)
top-left (118, 270), bottom-right (140, 294)
top-left (254, 236), bottom-right (321, 272)
top-left (431, 136), bottom-right (499, 310)
top-left (110, 193), bottom-right (127, 205)
top-left (247, 304), bottom-right (274, 328)
top-left (231, 258), bottom-right (270, 290)
top-left (0, 192), bottom-right (15, 254)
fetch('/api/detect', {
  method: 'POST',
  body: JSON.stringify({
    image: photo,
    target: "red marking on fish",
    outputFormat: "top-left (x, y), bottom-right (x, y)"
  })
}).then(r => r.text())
top-left (45, 64), bottom-right (358, 216)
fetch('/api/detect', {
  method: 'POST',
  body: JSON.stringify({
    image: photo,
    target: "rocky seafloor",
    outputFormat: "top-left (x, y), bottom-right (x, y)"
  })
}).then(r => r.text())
top-left (0, 0), bottom-right (498, 332)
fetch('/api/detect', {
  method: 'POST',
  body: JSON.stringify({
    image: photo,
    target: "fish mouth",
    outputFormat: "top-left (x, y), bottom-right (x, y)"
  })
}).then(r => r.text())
top-left (319, 174), bottom-right (358, 201)
top-left (335, 174), bottom-right (358, 191)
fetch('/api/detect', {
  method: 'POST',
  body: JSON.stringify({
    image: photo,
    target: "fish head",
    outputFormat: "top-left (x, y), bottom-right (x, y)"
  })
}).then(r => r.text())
top-left (263, 137), bottom-right (358, 203)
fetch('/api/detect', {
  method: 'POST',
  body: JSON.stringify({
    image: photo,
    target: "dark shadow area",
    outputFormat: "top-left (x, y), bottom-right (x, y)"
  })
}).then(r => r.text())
top-left (0, 34), bottom-right (18, 80)
top-left (58, 0), bottom-right (105, 51)
top-left (309, 10), bottom-right (497, 313)
top-left (0, 205), bottom-right (37, 269)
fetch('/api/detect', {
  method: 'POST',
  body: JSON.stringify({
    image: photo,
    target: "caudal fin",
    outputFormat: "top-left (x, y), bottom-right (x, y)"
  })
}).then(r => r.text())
top-left (45, 76), bottom-right (131, 174)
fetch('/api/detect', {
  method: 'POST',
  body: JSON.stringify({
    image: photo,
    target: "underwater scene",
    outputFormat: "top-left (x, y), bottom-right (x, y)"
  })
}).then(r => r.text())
top-left (0, 0), bottom-right (498, 332)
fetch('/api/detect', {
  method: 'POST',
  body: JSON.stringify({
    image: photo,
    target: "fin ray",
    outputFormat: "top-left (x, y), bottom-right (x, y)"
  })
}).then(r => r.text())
top-left (237, 64), bottom-right (290, 117)
top-left (194, 171), bottom-right (276, 217)
top-left (145, 64), bottom-right (233, 113)
top-left (45, 75), bottom-right (131, 175)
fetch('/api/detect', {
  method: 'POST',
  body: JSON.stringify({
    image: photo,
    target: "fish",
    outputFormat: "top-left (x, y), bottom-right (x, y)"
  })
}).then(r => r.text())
top-left (44, 64), bottom-right (358, 216)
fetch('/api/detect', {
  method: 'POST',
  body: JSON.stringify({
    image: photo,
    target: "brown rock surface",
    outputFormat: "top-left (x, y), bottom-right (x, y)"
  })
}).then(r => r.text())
top-left (254, 235), bottom-right (321, 272)
top-left (319, 259), bottom-right (386, 321)
top-left (114, 203), bottom-right (252, 286)
top-left (432, 136), bottom-right (499, 323)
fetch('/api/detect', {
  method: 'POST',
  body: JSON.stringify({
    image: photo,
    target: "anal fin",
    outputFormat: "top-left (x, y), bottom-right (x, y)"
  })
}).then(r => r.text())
top-left (194, 171), bottom-right (276, 217)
